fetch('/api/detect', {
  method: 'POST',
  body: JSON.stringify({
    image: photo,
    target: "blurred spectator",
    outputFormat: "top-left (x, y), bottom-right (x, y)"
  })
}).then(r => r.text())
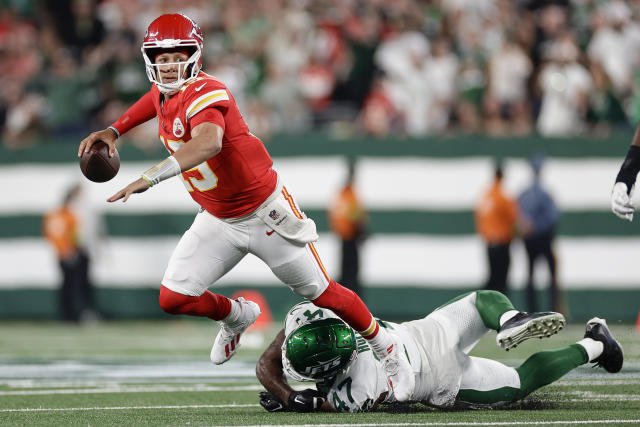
top-left (1, 0), bottom-right (638, 146)
top-left (475, 162), bottom-right (518, 296)
top-left (43, 183), bottom-right (100, 323)
top-left (517, 154), bottom-right (561, 313)
top-left (328, 158), bottom-right (368, 298)
top-left (486, 36), bottom-right (533, 135)
top-left (536, 34), bottom-right (592, 137)
top-left (587, 1), bottom-right (640, 100)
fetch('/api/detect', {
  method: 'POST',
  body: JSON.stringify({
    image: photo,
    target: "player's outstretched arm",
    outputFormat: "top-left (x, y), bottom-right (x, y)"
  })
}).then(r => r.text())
top-left (107, 178), bottom-right (150, 203)
top-left (256, 329), bottom-right (292, 404)
top-left (256, 329), bottom-right (330, 413)
top-left (612, 123), bottom-right (640, 221)
top-left (79, 91), bottom-right (156, 159)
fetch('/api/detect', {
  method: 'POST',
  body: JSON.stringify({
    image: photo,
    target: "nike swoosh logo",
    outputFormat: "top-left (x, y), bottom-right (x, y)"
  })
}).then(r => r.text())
top-left (294, 395), bottom-right (305, 404)
top-left (195, 83), bottom-right (206, 91)
top-left (266, 229), bottom-right (275, 236)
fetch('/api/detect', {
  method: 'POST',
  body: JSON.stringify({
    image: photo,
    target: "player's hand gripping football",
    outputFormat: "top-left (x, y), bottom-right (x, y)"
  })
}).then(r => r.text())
top-left (611, 182), bottom-right (635, 222)
top-left (107, 178), bottom-right (150, 203)
top-left (78, 127), bottom-right (118, 159)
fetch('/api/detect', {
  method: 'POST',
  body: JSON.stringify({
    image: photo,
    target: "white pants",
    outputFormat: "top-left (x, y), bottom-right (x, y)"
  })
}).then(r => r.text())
top-left (404, 292), bottom-right (520, 407)
top-left (161, 188), bottom-right (331, 300)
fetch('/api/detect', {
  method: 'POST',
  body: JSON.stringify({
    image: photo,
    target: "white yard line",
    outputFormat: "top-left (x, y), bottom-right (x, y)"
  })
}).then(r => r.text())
top-left (0, 403), bottom-right (260, 413)
top-left (208, 422), bottom-right (640, 427)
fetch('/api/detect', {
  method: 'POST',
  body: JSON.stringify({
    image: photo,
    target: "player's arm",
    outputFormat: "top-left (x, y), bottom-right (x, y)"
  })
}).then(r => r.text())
top-left (256, 329), bottom-right (292, 404)
top-left (256, 329), bottom-right (328, 413)
top-left (107, 121), bottom-right (223, 203)
top-left (612, 122), bottom-right (640, 221)
top-left (79, 91), bottom-right (156, 158)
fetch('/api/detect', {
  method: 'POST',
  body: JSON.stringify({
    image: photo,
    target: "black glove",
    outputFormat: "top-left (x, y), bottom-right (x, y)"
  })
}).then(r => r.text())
top-left (259, 391), bottom-right (288, 412)
top-left (287, 389), bottom-right (327, 413)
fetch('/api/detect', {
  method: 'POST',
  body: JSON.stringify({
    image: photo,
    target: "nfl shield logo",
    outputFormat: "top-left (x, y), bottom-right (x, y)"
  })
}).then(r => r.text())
top-left (173, 117), bottom-right (185, 138)
top-left (269, 210), bottom-right (279, 220)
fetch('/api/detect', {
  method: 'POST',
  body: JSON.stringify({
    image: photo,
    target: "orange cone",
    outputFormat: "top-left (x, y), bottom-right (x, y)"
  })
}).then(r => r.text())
top-left (231, 289), bottom-right (274, 331)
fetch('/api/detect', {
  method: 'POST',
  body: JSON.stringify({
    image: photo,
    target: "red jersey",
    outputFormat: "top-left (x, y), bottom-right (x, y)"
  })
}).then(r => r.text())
top-left (150, 72), bottom-right (277, 218)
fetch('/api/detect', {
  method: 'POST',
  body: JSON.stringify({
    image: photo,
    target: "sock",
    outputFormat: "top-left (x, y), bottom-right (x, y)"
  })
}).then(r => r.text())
top-left (312, 280), bottom-right (394, 358)
top-left (515, 345), bottom-right (588, 400)
top-left (158, 285), bottom-right (231, 320)
top-left (222, 299), bottom-right (242, 325)
top-left (499, 310), bottom-right (520, 327)
top-left (359, 316), bottom-right (395, 358)
top-left (577, 338), bottom-right (604, 362)
top-left (475, 290), bottom-right (517, 330)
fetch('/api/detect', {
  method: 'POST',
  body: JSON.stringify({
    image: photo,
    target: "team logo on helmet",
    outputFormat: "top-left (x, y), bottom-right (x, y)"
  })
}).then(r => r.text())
top-left (282, 318), bottom-right (358, 382)
top-left (173, 117), bottom-right (185, 138)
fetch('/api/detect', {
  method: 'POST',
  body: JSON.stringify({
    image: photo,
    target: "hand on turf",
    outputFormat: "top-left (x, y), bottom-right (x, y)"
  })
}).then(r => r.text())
top-left (107, 178), bottom-right (150, 203)
top-left (259, 391), bottom-right (287, 412)
top-left (287, 389), bottom-right (327, 413)
top-left (79, 128), bottom-right (118, 158)
top-left (611, 182), bottom-right (635, 222)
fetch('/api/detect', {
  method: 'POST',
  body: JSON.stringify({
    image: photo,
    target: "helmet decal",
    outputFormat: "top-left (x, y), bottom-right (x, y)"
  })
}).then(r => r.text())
top-left (282, 318), bottom-right (358, 382)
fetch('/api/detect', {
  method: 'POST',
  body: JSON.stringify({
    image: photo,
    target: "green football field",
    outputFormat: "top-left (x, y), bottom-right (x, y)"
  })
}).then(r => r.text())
top-left (0, 319), bottom-right (638, 426)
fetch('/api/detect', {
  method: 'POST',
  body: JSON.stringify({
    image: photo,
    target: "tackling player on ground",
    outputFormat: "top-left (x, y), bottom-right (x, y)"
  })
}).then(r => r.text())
top-left (76, 13), bottom-right (414, 400)
top-left (256, 290), bottom-right (623, 412)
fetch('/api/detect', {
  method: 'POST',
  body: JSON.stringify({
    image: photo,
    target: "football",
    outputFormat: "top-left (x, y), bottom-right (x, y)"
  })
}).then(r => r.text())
top-left (79, 141), bottom-right (120, 182)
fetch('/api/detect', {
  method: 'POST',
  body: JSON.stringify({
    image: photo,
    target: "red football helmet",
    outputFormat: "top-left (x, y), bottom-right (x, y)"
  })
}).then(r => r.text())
top-left (141, 14), bottom-right (204, 95)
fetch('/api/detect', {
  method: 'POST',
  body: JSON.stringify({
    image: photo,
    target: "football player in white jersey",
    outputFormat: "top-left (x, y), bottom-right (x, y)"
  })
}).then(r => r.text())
top-left (256, 290), bottom-right (623, 413)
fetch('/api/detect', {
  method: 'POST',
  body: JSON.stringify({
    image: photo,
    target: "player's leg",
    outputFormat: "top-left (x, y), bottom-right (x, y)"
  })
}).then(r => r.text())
top-left (432, 290), bottom-right (564, 352)
top-left (251, 205), bottom-right (414, 401)
top-left (455, 345), bottom-right (585, 407)
top-left (474, 290), bottom-right (565, 350)
top-left (159, 211), bottom-right (261, 364)
top-left (456, 318), bottom-right (623, 406)
top-left (523, 237), bottom-right (537, 312)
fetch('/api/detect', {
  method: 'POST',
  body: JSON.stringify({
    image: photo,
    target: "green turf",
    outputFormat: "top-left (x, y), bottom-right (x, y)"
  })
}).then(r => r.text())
top-left (0, 320), bottom-right (638, 426)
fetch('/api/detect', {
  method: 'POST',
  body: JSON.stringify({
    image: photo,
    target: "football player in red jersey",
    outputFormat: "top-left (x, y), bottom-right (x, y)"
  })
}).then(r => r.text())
top-left (77, 13), bottom-right (414, 401)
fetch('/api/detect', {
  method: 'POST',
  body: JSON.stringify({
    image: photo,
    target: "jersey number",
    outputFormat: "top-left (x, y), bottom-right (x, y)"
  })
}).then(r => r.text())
top-left (331, 377), bottom-right (354, 412)
top-left (162, 136), bottom-right (218, 192)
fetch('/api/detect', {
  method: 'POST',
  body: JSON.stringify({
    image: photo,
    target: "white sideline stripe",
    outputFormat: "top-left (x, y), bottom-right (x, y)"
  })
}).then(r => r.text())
top-left (0, 384), bottom-right (266, 396)
top-left (209, 421), bottom-right (640, 426)
top-left (0, 403), bottom-right (259, 413)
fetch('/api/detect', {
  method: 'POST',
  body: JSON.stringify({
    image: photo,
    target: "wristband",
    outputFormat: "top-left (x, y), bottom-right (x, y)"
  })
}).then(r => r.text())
top-left (141, 156), bottom-right (181, 187)
top-left (107, 126), bottom-right (120, 138)
top-left (615, 145), bottom-right (640, 193)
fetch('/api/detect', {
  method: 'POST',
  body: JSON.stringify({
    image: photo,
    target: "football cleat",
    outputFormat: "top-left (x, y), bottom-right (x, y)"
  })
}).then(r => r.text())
top-left (584, 317), bottom-right (624, 373)
top-left (497, 311), bottom-right (565, 351)
top-left (381, 340), bottom-right (415, 402)
top-left (210, 297), bottom-right (261, 365)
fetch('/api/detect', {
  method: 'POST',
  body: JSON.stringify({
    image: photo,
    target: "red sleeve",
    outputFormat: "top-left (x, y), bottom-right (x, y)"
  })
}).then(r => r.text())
top-left (190, 107), bottom-right (225, 132)
top-left (110, 91), bottom-right (157, 136)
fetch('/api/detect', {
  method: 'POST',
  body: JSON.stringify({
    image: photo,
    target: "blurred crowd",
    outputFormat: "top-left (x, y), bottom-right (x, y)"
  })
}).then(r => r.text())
top-left (1, 0), bottom-right (640, 150)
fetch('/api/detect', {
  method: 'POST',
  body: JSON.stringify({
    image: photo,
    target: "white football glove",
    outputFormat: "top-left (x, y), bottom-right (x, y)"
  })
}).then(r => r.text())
top-left (611, 182), bottom-right (634, 222)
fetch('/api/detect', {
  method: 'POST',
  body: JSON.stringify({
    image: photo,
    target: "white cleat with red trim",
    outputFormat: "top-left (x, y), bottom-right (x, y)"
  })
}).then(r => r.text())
top-left (210, 298), bottom-right (261, 365)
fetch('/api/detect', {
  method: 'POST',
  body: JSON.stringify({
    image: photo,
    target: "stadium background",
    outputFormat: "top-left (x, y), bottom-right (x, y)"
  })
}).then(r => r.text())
top-left (1, 0), bottom-right (640, 323)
